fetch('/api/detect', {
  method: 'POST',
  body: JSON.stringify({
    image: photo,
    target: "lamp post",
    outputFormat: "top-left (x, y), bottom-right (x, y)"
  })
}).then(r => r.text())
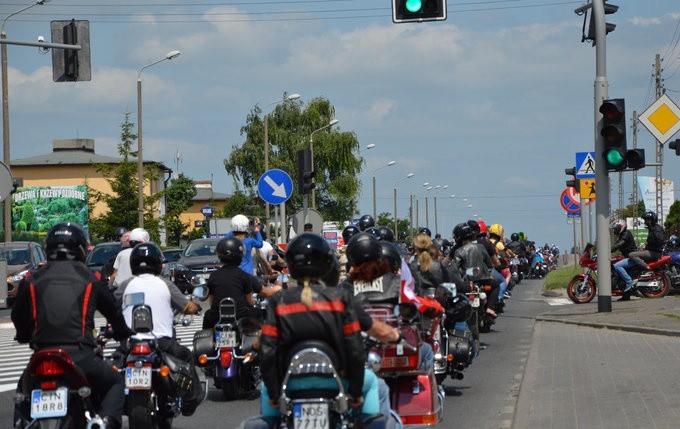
top-left (413, 182), bottom-right (430, 231)
top-left (263, 93), bottom-right (300, 228)
top-left (425, 186), bottom-right (435, 228)
top-left (309, 118), bottom-right (339, 208)
top-left (137, 49), bottom-right (181, 228)
top-left (372, 161), bottom-right (396, 220)
top-left (433, 184), bottom-right (448, 236)
top-left (393, 173), bottom-right (414, 238)
top-left (2, 0), bottom-right (50, 242)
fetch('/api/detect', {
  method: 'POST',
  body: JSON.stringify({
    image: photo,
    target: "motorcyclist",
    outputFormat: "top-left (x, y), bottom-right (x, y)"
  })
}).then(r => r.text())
top-left (337, 224), bottom-right (361, 281)
top-left (610, 219), bottom-right (636, 258)
top-left (488, 223), bottom-right (514, 303)
top-left (469, 220), bottom-right (506, 304)
top-left (227, 214), bottom-right (263, 275)
top-left (358, 214), bottom-right (375, 231)
top-left (614, 211), bottom-right (665, 300)
top-left (506, 233), bottom-right (527, 260)
top-left (377, 225), bottom-right (395, 242)
top-left (109, 227), bottom-right (150, 288)
top-left (258, 233), bottom-right (380, 423)
top-left (120, 242), bottom-right (204, 416)
top-left (409, 233), bottom-right (449, 294)
top-left (12, 222), bottom-right (132, 429)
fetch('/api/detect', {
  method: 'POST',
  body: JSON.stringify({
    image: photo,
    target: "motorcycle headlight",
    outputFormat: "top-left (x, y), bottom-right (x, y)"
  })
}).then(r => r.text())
top-left (10, 270), bottom-right (29, 283)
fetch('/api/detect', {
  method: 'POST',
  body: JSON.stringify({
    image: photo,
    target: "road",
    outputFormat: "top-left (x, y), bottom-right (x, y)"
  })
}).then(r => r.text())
top-left (0, 278), bottom-right (567, 428)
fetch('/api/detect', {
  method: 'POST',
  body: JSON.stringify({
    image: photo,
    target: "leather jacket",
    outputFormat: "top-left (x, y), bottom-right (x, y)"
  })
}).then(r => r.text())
top-left (452, 242), bottom-right (491, 281)
top-left (348, 272), bottom-right (401, 306)
top-left (409, 259), bottom-right (449, 293)
top-left (260, 282), bottom-right (365, 401)
top-left (611, 230), bottom-right (637, 257)
top-left (506, 240), bottom-right (526, 258)
top-left (646, 224), bottom-right (665, 254)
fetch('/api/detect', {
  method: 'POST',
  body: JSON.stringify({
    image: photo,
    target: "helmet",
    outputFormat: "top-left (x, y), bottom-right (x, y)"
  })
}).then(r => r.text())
top-left (130, 242), bottom-right (163, 275)
top-left (377, 226), bottom-right (395, 242)
top-left (342, 225), bottom-right (360, 244)
top-left (610, 219), bottom-right (627, 235)
top-left (453, 223), bottom-right (474, 242)
top-left (45, 222), bottom-right (89, 262)
top-left (489, 223), bottom-right (504, 238)
top-left (642, 211), bottom-right (658, 226)
top-left (129, 228), bottom-right (150, 247)
top-left (510, 233), bottom-right (519, 242)
top-left (346, 232), bottom-right (382, 266)
top-left (380, 241), bottom-right (402, 273)
top-left (399, 230), bottom-right (409, 241)
top-left (358, 215), bottom-right (375, 231)
top-left (364, 227), bottom-right (383, 240)
top-left (467, 220), bottom-right (480, 235)
top-left (321, 255), bottom-right (341, 286)
top-left (231, 214), bottom-right (250, 232)
top-left (446, 294), bottom-right (473, 322)
top-left (114, 227), bottom-right (128, 241)
top-left (216, 236), bottom-right (244, 264)
top-left (418, 227), bottom-right (432, 237)
top-left (285, 233), bottom-right (335, 280)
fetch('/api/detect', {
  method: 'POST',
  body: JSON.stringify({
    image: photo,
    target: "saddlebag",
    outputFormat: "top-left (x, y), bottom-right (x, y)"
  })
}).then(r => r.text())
top-left (192, 329), bottom-right (215, 361)
top-left (448, 329), bottom-right (473, 368)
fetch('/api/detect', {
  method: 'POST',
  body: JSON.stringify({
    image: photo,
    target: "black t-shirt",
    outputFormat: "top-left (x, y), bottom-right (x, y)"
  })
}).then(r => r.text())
top-left (207, 265), bottom-right (262, 319)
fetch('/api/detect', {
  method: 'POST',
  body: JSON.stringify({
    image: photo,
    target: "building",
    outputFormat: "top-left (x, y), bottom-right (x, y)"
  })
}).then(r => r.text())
top-left (182, 180), bottom-right (229, 232)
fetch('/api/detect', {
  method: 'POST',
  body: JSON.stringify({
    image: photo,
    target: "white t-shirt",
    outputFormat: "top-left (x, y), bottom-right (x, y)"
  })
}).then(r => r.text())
top-left (260, 240), bottom-right (274, 260)
top-left (113, 248), bottom-right (133, 286)
top-left (122, 274), bottom-right (174, 339)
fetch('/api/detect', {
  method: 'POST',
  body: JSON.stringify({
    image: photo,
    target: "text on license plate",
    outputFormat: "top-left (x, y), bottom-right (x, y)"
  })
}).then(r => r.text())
top-left (31, 387), bottom-right (68, 419)
top-left (215, 330), bottom-right (237, 348)
top-left (293, 402), bottom-right (329, 429)
top-left (126, 366), bottom-right (152, 389)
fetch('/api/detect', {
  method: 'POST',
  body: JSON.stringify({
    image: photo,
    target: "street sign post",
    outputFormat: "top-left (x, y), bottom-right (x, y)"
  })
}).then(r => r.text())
top-left (258, 169), bottom-right (293, 243)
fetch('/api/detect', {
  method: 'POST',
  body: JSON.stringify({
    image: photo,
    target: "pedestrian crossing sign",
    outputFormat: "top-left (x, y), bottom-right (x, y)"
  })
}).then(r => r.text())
top-left (579, 178), bottom-right (596, 199)
top-left (575, 152), bottom-right (596, 179)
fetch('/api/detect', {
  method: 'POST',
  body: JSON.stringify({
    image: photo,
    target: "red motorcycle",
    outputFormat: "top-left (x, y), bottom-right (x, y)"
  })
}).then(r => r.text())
top-left (567, 247), bottom-right (671, 304)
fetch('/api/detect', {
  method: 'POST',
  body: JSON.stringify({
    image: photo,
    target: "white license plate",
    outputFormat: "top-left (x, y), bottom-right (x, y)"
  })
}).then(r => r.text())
top-left (293, 403), bottom-right (329, 429)
top-left (31, 387), bottom-right (68, 419)
top-left (471, 297), bottom-right (480, 308)
top-left (215, 330), bottom-right (237, 348)
top-left (125, 366), bottom-right (152, 389)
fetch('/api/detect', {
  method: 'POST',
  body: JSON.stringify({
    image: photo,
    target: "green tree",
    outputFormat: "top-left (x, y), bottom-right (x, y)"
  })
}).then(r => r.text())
top-left (164, 174), bottom-right (198, 246)
top-left (613, 199), bottom-right (645, 220)
top-left (224, 96), bottom-right (364, 222)
top-left (665, 200), bottom-right (680, 235)
top-left (219, 189), bottom-right (263, 219)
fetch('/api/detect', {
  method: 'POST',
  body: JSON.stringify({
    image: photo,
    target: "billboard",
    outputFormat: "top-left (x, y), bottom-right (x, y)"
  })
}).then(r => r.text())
top-left (12, 186), bottom-right (88, 233)
top-left (637, 176), bottom-right (674, 223)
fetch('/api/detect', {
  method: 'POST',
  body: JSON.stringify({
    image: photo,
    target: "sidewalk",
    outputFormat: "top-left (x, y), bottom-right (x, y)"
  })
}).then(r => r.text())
top-left (513, 293), bottom-right (680, 428)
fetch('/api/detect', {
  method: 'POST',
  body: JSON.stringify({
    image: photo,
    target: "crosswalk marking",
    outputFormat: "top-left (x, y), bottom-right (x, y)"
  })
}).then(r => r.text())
top-left (544, 298), bottom-right (573, 306)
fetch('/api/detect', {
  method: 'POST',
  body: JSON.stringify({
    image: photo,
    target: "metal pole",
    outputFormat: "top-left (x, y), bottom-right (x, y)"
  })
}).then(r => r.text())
top-left (409, 194), bottom-right (413, 242)
top-left (1, 33), bottom-right (10, 241)
top-left (588, 199), bottom-right (593, 243)
top-left (310, 135), bottom-right (315, 209)
top-left (264, 115), bottom-right (270, 226)
top-left (425, 196), bottom-right (429, 229)
top-left (416, 199), bottom-right (419, 231)
top-left (372, 175), bottom-right (377, 220)
top-left (572, 216), bottom-right (578, 268)
top-left (137, 78), bottom-right (144, 227)
top-left (434, 196), bottom-right (438, 235)
top-left (393, 187), bottom-right (398, 238)
top-left (280, 202), bottom-right (287, 244)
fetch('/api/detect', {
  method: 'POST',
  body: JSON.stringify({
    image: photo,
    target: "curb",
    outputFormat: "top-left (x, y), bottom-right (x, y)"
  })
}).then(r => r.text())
top-left (535, 315), bottom-right (680, 338)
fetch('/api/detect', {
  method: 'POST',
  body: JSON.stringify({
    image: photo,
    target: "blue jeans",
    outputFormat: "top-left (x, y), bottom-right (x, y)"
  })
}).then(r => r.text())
top-left (614, 258), bottom-right (635, 289)
top-left (261, 368), bottom-right (380, 417)
top-left (492, 268), bottom-right (507, 299)
top-left (419, 342), bottom-right (434, 372)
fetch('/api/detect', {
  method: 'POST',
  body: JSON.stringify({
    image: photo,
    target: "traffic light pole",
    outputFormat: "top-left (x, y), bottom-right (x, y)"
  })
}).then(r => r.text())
top-left (592, 0), bottom-right (612, 313)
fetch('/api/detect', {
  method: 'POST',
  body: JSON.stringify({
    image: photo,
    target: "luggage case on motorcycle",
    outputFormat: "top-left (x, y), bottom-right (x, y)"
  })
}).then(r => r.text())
top-left (193, 328), bottom-right (215, 361)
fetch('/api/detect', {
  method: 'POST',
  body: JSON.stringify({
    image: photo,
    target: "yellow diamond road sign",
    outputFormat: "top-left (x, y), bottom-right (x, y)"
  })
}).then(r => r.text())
top-left (639, 94), bottom-right (680, 144)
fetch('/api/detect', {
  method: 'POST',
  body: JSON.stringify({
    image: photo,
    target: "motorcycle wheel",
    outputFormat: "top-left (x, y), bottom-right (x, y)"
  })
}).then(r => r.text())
top-left (567, 276), bottom-right (596, 304)
top-left (638, 272), bottom-right (671, 298)
top-left (221, 377), bottom-right (240, 401)
top-left (128, 391), bottom-right (154, 429)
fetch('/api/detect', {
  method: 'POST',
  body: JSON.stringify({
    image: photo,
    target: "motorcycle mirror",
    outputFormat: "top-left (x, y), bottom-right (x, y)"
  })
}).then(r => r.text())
top-left (192, 284), bottom-right (208, 299)
top-left (191, 275), bottom-right (207, 287)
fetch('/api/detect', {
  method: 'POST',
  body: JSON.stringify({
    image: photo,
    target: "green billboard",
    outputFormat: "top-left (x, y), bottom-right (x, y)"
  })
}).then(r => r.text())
top-left (12, 185), bottom-right (88, 233)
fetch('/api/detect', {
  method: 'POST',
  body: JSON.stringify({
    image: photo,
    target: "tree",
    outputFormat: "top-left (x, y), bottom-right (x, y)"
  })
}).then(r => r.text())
top-left (612, 199), bottom-right (645, 221)
top-left (377, 211), bottom-right (412, 238)
top-left (219, 189), bottom-right (263, 219)
top-left (164, 174), bottom-right (197, 246)
top-left (224, 96), bottom-right (364, 222)
top-left (665, 200), bottom-right (680, 235)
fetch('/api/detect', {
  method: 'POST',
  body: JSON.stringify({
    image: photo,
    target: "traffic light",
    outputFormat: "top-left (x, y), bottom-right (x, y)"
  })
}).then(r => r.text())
top-left (599, 98), bottom-right (627, 171)
top-left (297, 150), bottom-right (315, 195)
top-left (565, 167), bottom-right (579, 191)
top-left (625, 149), bottom-right (645, 170)
top-left (51, 19), bottom-right (91, 82)
top-left (669, 139), bottom-right (680, 155)
top-left (392, 0), bottom-right (446, 23)
top-left (584, 2), bottom-right (618, 45)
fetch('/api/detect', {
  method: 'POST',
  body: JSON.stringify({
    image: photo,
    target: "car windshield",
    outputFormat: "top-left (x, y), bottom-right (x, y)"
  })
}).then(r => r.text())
top-left (87, 245), bottom-right (121, 266)
top-left (184, 241), bottom-right (218, 258)
top-left (0, 248), bottom-right (30, 265)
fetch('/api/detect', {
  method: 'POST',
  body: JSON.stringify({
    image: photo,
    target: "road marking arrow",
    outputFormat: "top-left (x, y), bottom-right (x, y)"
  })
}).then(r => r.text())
top-left (264, 175), bottom-right (287, 198)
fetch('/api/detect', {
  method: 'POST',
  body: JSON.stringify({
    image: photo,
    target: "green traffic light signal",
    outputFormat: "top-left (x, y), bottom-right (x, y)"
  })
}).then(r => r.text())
top-left (392, 0), bottom-right (446, 23)
top-left (604, 148), bottom-right (625, 168)
top-left (599, 98), bottom-right (627, 171)
top-left (405, 0), bottom-right (422, 12)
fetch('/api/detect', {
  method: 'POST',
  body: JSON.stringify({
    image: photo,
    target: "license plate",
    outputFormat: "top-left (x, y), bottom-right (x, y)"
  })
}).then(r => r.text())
top-left (125, 366), bottom-right (152, 389)
top-left (199, 272), bottom-right (211, 279)
top-left (215, 330), bottom-right (237, 348)
top-left (471, 297), bottom-right (480, 308)
top-left (31, 387), bottom-right (68, 419)
top-left (293, 403), bottom-right (329, 429)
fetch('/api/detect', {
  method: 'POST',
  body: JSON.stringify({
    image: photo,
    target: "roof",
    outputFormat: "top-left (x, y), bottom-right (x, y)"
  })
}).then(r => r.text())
top-left (192, 187), bottom-right (229, 202)
top-left (11, 151), bottom-right (172, 172)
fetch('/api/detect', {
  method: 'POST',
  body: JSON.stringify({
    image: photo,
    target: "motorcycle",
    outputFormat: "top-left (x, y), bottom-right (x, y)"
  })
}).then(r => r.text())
top-left (193, 297), bottom-right (261, 400)
top-left (665, 251), bottom-right (680, 291)
top-left (509, 257), bottom-right (522, 284)
top-left (567, 247), bottom-right (671, 304)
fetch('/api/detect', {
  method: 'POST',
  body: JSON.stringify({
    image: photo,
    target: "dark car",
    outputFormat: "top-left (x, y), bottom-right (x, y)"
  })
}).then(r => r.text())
top-left (171, 238), bottom-right (223, 293)
top-left (85, 241), bottom-right (122, 284)
top-left (161, 248), bottom-right (183, 279)
top-left (0, 241), bottom-right (47, 306)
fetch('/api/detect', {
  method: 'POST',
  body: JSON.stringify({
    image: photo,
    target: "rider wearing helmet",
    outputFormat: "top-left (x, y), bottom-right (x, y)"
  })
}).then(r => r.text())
top-left (121, 242), bottom-right (203, 416)
top-left (258, 233), bottom-right (380, 422)
top-left (110, 227), bottom-right (150, 288)
top-left (377, 226), bottom-right (395, 243)
top-left (610, 219), bottom-right (636, 258)
top-left (227, 214), bottom-right (264, 275)
top-left (613, 211), bottom-right (665, 300)
top-left (12, 222), bottom-right (132, 429)
top-left (358, 214), bottom-right (375, 231)
top-left (114, 226), bottom-right (128, 242)
top-left (336, 224), bottom-right (361, 282)
top-left (418, 227), bottom-right (432, 237)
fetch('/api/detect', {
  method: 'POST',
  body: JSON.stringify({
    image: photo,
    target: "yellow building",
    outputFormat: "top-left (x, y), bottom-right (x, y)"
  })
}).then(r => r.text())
top-left (181, 180), bottom-right (228, 232)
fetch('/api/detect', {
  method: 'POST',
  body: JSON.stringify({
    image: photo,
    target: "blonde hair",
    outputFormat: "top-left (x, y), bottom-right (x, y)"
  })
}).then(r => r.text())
top-left (414, 233), bottom-right (433, 272)
top-left (301, 278), bottom-right (313, 307)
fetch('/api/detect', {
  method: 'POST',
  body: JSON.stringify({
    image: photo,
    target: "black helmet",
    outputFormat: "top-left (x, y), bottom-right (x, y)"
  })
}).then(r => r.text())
top-left (418, 227), bottom-right (432, 237)
top-left (114, 227), bottom-right (128, 241)
top-left (466, 220), bottom-right (480, 235)
top-left (453, 223), bottom-right (474, 242)
top-left (446, 294), bottom-right (473, 322)
top-left (130, 242), bottom-right (163, 275)
top-left (364, 227), bottom-right (382, 240)
top-left (399, 231), bottom-right (409, 241)
top-left (511, 233), bottom-right (519, 242)
top-left (346, 232), bottom-right (382, 266)
top-left (45, 222), bottom-right (89, 262)
top-left (358, 215), bottom-right (375, 231)
top-left (321, 255), bottom-right (341, 286)
top-left (285, 233), bottom-right (334, 280)
top-left (642, 211), bottom-right (658, 226)
top-left (377, 226), bottom-right (395, 242)
top-left (380, 241), bottom-right (402, 273)
top-left (342, 225), bottom-right (360, 244)
top-left (216, 237), bottom-right (244, 264)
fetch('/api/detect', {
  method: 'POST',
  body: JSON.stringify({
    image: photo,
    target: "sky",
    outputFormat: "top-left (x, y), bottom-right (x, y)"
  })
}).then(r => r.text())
top-left (1, 0), bottom-right (680, 251)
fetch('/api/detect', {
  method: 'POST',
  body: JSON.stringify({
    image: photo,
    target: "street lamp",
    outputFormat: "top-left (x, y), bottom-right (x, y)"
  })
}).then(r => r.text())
top-left (393, 173), bottom-right (414, 238)
top-left (372, 160), bottom-right (396, 220)
top-left (425, 185), bottom-right (438, 228)
top-left (2, 0), bottom-right (51, 242)
top-left (309, 118), bottom-right (339, 208)
top-left (137, 49), bottom-right (181, 228)
top-left (433, 184), bottom-right (448, 236)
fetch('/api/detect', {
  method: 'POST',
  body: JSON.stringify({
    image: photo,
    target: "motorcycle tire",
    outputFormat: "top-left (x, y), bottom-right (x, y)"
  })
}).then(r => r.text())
top-left (128, 391), bottom-right (154, 429)
top-left (221, 377), bottom-right (240, 401)
top-left (638, 272), bottom-right (671, 298)
top-left (567, 276), bottom-right (596, 304)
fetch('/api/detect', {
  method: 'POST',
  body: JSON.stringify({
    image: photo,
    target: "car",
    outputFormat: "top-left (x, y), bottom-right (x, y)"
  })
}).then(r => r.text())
top-left (171, 238), bottom-right (223, 293)
top-left (161, 248), bottom-right (183, 279)
top-left (0, 241), bottom-right (47, 306)
top-left (85, 241), bottom-right (122, 284)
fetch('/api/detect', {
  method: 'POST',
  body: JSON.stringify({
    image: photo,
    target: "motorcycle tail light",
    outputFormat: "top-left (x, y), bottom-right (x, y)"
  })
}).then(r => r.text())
top-left (402, 414), bottom-right (438, 425)
top-left (198, 354), bottom-right (209, 365)
top-left (220, 350), bottom-right (233, 368)
top-left (131, 343), bottom-right (152, 355)
top-left (35, 359), bottom-right (65, 376)
top-left (159, 365), bottom-right (170, 377)
top-left (40, 381), bottom-right (57, 390)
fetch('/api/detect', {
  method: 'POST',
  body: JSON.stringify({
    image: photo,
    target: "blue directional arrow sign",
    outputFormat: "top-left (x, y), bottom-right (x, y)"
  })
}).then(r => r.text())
top-left (258, 169), bottom-right (293, 205)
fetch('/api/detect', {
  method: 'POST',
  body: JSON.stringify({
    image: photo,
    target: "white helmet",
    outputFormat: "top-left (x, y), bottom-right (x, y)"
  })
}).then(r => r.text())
top-left (610, 219), bottom-right (626, 235)
top-left (129, 227), bottom-right (150, 245)
top-left (231, 214), bottom-right (250, 232)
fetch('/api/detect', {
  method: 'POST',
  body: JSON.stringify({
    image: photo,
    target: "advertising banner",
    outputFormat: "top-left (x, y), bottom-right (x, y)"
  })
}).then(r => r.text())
top-left (637, 176), bottom-right (674, 222)
top-left (12, 186), bottom-right (88, 233)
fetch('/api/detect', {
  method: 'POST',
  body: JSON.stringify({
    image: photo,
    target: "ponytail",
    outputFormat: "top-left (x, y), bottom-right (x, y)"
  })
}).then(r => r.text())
top-left (301, 278), bottom-right (313, 307)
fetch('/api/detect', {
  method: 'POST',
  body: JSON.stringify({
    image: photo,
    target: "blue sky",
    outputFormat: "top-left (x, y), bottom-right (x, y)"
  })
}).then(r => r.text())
top-left (1, 0), bottom-right (679, 250)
